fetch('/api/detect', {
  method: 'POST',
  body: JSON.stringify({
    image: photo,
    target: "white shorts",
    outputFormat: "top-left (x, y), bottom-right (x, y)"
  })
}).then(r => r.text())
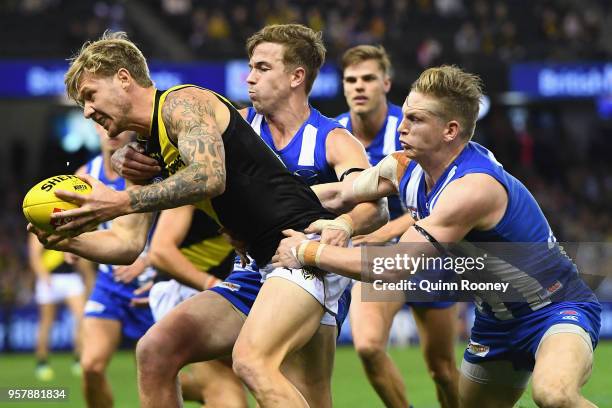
top-left (148, 279), bottom-right (200, 322)
top-left (35, 273), bottom-right (85, 305)
top-left (259, 263), bottom-right (351, 326)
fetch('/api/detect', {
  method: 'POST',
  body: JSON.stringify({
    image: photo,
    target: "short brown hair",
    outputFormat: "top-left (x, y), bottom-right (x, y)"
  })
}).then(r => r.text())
top-left (411, 65), bottom-right (483, 140)
top-left (341, 45), bottom-right (392, 77)
top-left (65, 31), bottom-right (153, 104)
top-left (246, 24), bottom-right (326, 95)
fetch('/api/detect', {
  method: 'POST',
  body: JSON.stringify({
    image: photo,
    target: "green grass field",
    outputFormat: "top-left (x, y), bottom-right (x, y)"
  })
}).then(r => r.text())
top-left (1, 342), bottom-right (611, 407)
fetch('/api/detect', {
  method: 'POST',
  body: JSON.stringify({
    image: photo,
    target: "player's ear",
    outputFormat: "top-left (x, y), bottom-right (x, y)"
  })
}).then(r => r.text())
top-left (117, 68), bottom-right (131, 89)
top-left (383, 75), bottom-right (391, 93)
top-left (291, 66), bottom-right (306, 89)
top-left (443, 120), bottom-right (461, 142)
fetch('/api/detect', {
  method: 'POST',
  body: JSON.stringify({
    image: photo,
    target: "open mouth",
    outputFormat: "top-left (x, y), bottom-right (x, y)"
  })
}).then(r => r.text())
top-left (95, 116), bottom-right (107, 127)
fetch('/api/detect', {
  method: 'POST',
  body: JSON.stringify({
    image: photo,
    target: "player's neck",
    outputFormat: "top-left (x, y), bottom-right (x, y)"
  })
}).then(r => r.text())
top-left (265, 96), bottom-right (310, 149)
top-left (421, 143), bottom-right (466, 193)
top-left (350, 102), bottom-right (388, 147)
top-left (127, 86), bottom-right (157, 137)
top-left (102, 150), bottom-right (120, 181)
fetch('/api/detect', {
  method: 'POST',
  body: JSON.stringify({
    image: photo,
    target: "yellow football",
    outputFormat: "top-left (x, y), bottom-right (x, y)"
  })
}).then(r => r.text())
top-left (23, 175), bottom-right (92, 232)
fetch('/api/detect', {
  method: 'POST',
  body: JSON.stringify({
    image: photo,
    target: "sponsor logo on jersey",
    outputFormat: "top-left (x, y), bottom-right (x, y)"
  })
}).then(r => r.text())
top-left (293, 168), bottom-right (320, 186)
top-left (218, 282), bottom-right (241, 292)
top-left (466, 340), bottom-right (490, 357)
top-left (167, 156), bottom-right (185, 175)
top-left (546, 281), bottom-right (562, 294)
top-left (562, 315), bottom-right (579, 321)
top-left (560, 310), bottom-right (578, 315)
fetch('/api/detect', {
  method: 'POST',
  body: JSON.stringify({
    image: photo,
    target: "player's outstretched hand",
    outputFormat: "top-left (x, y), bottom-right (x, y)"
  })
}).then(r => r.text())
top-left (130, 280), bottom-right (153, 307)
top-left (305, 216), bottom-right (352, 247)
top-left (51, 174), bottom-right (130, 234)
top-left (271, 229), bottom-right (308, 269)
top-left (115, 255), bottom-right (148, 283)
top-left (27, 223), bottom-right (72, 251)
top-left (111, 142), bottom-right (161, 183)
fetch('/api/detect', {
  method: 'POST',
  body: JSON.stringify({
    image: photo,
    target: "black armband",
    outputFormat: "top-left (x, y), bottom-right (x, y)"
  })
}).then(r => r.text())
top-left (339, 167), bottom-right (365, 181)
top-left (413, 224), bottom-right (447, 256)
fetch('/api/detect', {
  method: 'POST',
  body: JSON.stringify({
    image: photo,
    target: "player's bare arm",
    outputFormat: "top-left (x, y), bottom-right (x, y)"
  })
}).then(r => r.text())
top-left (352, 212), bottom-right (416, 245)
top-left (325, 127), bottom-right (370, 179)
top-left (402, 173), bottom-right (507, 243)
top-left (273, 173), bottom-right (507, 281)
top-left (29, 208), bottom-right (153, 265)
top-left (307, 128), bottom-right (388, 245)
top-left (311, 152), bottom-right (404, 213)
top-left (148, 205), bottom-right (217, 290)
top-left (51, 88), bottom-right (227, 234)
top-left (127, 88), bottom-right (227, 212)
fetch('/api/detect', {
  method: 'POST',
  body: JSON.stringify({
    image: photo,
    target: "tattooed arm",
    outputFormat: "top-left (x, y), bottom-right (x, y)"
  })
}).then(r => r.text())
top-left (127, 87), bottom-right (227, 212)
top-left (51, 87), bottom-right (229, 233)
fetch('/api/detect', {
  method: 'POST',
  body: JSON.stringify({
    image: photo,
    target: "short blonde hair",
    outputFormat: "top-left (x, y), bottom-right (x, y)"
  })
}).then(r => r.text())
top-left (65, 31), bottom-right (153, 104)
top-left (246, 24), bottom-right (325, 95)
top-left (411, 65), bottom-right (483, 140)
top-left (341, 44), bottom-right (392, 77)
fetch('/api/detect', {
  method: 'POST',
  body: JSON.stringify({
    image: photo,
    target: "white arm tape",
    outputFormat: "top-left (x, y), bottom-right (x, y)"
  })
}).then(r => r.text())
top-left (352, 153), bottom-right (402, 201)
top-left (308, 214), bottom-right (354, 237)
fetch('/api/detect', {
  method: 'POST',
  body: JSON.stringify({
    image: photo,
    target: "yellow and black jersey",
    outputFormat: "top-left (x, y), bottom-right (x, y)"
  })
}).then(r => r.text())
top-left (180, 208), bottom-right (234, 280)
top-left (143, 85), bottom-right (334, 265)
top-left (42, 249), bottom-right (72, 274)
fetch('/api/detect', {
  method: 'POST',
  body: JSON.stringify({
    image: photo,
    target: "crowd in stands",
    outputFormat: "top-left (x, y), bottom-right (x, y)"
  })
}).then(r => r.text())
top-left (2, 0), bottom-right (612, 65)
top-left (476, 108), bottom-right (612, 244)
top-left (154, 0), bottom-right (612, 72)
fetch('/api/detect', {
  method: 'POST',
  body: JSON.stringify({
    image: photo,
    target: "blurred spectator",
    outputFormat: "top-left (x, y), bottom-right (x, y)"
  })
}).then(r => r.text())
top-left (207, 9), bottom-right (230, 40)
top-left (162, 0), bottom-right (191, 16)
top-left (417, 37), bottom-right (443, 67)
top-left (454, 21), bottom-right (480, 56)
top-left (434, 0), bottom-right (463, 18)
top-left (3, 0), bottom-right (612, 70)
top-left (306, 6), bottom-right (325, 33)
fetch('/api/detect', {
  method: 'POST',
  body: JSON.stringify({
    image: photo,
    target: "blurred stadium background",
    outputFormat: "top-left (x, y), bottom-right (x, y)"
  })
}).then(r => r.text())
top-left (0, 0), bottom-right (611, 407)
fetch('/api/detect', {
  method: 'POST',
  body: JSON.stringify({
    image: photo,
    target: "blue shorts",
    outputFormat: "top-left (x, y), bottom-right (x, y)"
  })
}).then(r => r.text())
top-left (211, 261), bottom-right (351, 330)
top-left (335, 287), bottom-right (351, 334)
top-left (464, 301), bottom-right (601, 371)
top-left (85, 282), bottom-right (155, 341)
top-left (210, 261), bottom-right (262, 316)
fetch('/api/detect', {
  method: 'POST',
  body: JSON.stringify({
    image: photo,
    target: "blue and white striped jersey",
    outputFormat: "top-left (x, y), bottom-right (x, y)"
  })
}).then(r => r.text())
top-left (336, 103), bottom-right (405, 219)
top-left (246, 106), bottom-right (341, 186)
top-left (397, 141), bottom-right (597, 320)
